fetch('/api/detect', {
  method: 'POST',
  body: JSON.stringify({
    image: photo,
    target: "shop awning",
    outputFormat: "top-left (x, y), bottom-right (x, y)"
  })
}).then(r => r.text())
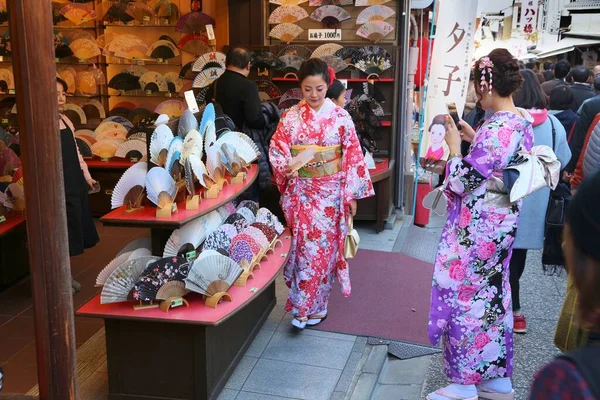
top-left (536, 38), bottom-right (600, 59)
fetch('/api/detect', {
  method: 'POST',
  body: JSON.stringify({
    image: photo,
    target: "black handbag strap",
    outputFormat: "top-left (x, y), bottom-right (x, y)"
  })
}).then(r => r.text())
top-left (549, 115), bottom-right (556, 152)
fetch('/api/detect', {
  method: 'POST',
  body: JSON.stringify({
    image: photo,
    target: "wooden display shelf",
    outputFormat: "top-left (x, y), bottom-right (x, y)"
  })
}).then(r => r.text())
top-left (101, 164), bottom-right (258, 229)
top-left (77, 230), bottom-right (291, 400)
top-left (272, 77), bottom-right (395, 83)
top-left (356, 157), bottom-right (395, 233)
top-left (0, 213), bottom-right (26, 237)
top-left (85, 157), bottom-right (136, 169)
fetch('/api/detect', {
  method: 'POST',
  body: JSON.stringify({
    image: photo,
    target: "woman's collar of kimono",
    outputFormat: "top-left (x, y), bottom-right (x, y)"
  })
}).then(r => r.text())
top-left (299, 98), bottom-right (336, 116)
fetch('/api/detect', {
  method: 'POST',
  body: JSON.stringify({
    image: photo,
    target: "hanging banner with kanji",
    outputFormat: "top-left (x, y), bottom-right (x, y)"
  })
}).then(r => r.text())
top-left (520, 0), bottom-right (539, 35)
top-left (420, 0), bottom-right (478, 174)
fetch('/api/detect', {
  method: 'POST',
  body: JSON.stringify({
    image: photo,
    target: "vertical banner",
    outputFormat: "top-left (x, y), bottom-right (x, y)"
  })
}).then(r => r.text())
top-left (420, 0), bottom-right (478, 174)
top-left (520, 0), bottom-right (539, 35)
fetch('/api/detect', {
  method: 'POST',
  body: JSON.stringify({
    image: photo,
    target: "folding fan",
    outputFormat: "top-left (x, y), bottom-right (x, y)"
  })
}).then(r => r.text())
top-left (176, 12), bottom-right (215, 34)
top-left (277, 55), bottom-right (304, 72)
top-left (150, 124), bottom-right (174, 166)
top-left (309, 0), bottom-right (353, 4)
top-left (186, 154), bottom-right (211, 188)
top-left (100, 257), bottom-right (160, 304)
top-left (96, 251), bottom-right (134, 287)
top-left (165, 136), bottom-right (184, 177)
top-left (116, 237), bottom-right (152, 258)
top-left (279, 88), bottom-right (302, 105)
top-left (216, 202), bottom-right (237, 222)
top-left (356, 21), bottom-right (394, 42)
top-left (69, 38), bottom-right (101, 60)
top-left (115, 139), bottom-right (146, 160)
top-left (154, 0), bottom-right (173, 18)
top-left (163, 72), bottom-right (184, 93)
top-left (312, 43), bottom-right (344, 59)
top-left (205, 142), bottom-right (223, 180)
top-left (255, 80), bottom-right (282, 102)
top-left (179, 62), bottom-right (196, 80)
top-left (145, 166), bottom-right (177, 208)
top-left (203, 229), bottom-right (232, 254)
top-left (192, 67), bottom-right (224, 89)
top-left (213, 131), bottom-right (260, 165)
top-left (238, 200), bottom-right (259, 215)
top-left (177, 33), bottom-right (210, 56)
top-left (251, 222), bottom-right (278, 243)
top-left (228, 240), bottom-right (255, 266)
top-left (268, 6), bottom-right (309, 24)
top-left (95, 121), bottom-right (128, 139)
top-left (80, 99), bottom-right (107, 120)
top-left (75, 70), bottom-right (99, 95)
top-left (184, 253), bottom-right (242, 296)
top-left (335, 46), bottom-right (361, 64)
top-left (177, 109), bottom-right (198, 139)
top-left (108, 72), bottom-right (141, 92)
top-left (133, 256), bottom-right (191, 301)
top-left (192, 52), bottom-right (226, 72)
top-left (75, 138), bottom-right (93, 158)
top-left (126, 1), bottom-right (155, 23)
top-left (91, 138), bottom-right (121, 158)
top-left (235, 207), bottom-right (256, 225)
top-left (63, 103), bottom-right (87, 126)
top-left (251, 51), bottom-right (285, 70)
top-left (219, 144), bottom-right (244, 177)
top-left (114, 44), bottom-right (151, 61)
top-left (163, 217), bottom-right (209, 257)
top-left (354, 45), bottom-right (392, 74)
top-left (243, 226), bottom-right (270, 250)
top-left (0, 31), bottom-right (10, 57)
top-left (355, 0), bottom-right (392, 5)
top-left (75, 130), bottom-right (96, 144)
top-left (199, 103), bottom-right (215, 138)
top-left (58, 68), bottom-right (77, 94)
top-left (59, 4), bottom-right (97, 25)
top-left (269, 23), bottom-right (304, 44)
top-left (321, 55), bottom-right (348, 73)
top-left (180, 129), bottom-right (203, 165)
top-left (356, 5), bottom-right (395, 24)
top-left (310, 6), bottom-right (351, 28)
top-left (128, 108), bottom-right (157, 126)
top-left (111, 162), bottom-right (147, 209)
top-left (270, 0), bottom-right (308, 4)
top-left (231, 234), bottom-right (262, 257)
top-left (102, 115), bottom-right (134, 131)
top-left (225, 213), bottom-right (249, 233)
top-left (101, 1), bottom-right (134, 24)
top-left (257, 208), bottom-right (285, 235)
top-left (277, 44), bottom-right (312, 60)
top-left (147, 40), bottom-right (179, 60)
top-left (139, 71), bottom-right (169, 93)
top-left (155, 100), bottom-right (185, 119)
top-left (54, 30), bottom-right (73, 59)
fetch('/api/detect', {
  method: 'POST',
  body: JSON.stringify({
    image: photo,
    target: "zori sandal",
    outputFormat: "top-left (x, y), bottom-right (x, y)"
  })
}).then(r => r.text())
top-left (306, 313), bottom-right (328, 326)
top-left (477, 389), bottom-right (514, 400)
top-left (426, 389), bottom-right (479, 400)
top-left (291, 316), bottom-right (308, 329)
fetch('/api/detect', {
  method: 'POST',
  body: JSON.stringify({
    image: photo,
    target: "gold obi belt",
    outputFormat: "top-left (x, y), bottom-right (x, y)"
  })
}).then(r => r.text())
top-left (291, 144), bottom-right (342, 178)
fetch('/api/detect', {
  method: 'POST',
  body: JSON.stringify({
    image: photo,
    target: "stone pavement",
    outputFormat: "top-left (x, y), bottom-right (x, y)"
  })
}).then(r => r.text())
top-left (217, 212), bottom-right (566, 400)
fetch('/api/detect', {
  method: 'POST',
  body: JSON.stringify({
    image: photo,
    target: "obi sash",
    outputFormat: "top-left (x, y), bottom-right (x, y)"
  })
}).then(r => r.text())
top-left (291, 144), bottom-right (342, 178)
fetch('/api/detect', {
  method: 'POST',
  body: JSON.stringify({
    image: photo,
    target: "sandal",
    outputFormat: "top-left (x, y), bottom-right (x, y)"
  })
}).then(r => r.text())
top-left (291, 316), bottom-right (308, 329)
top-left (426, 389), bottom-right (478, 400)
top-left (477, 389), bottom-right (514, 400)
top-left (306, 313), bottom-right (328, 326)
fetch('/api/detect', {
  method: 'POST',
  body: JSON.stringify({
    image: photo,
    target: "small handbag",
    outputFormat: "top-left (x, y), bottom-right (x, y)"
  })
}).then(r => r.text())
top-left (344, 216), bottom-right (360, 259)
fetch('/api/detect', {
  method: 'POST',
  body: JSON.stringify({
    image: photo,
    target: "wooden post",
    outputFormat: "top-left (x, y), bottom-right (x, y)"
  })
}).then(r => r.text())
top-left (8, 1), bottom-right (78, 398)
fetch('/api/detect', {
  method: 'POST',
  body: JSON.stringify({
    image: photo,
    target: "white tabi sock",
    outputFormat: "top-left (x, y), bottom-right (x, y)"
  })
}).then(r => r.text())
top-left (478, 377), bottom-right (513, 394)
top-left (428, 384), bottom-right (477, 399)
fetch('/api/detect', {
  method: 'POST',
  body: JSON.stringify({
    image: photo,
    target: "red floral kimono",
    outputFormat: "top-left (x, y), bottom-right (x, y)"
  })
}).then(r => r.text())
top-left (269, 99), bottom-right (374, 317)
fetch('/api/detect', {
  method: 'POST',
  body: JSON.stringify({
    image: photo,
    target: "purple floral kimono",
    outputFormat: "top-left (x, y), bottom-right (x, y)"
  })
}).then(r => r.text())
top-left (428, 110), bottom-right (534, 385)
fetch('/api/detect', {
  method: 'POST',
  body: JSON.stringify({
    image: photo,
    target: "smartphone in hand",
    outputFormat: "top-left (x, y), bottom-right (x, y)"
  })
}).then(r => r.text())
top-left (446, 102), bottom-right (462, 131)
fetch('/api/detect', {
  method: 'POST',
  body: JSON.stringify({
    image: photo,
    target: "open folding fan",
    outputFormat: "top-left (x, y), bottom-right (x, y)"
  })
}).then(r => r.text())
top-left (57, 67), bottom-right (76, 91)
top-left (92, 138), bottom-right (121, 158)
top-left (111, 162), bottom-right (147, 209)
top-left (277, 44), bottom-right (312, 60)
top-left (101, 1), bottom-right (134, 24)
top-left (269, 23), bottom-right (304, 44)
top-left (217, 202), bottom-right (237, 222)
top-left (103, 115), bottom-right (134, 131)
top-left (95, 121), bottom-right (128, 140)
top-left (0, 31), bottom-right (11, 57)
top-left (54, 30), bottom-right (73, 59)
top-left (277, 55), bottom-right (303, 73)
top-left (279, 88), bottom-right (302, 109)
top-left (256, 208), bottom-right (285, 235)
top-left (203, 229), bottom-right (232, 255)
top-left (235, 207), bottom-right (256, 225)
top-left (154, 0), bottom-right (173, 18)
top-left (251, 222), bottom-right (278, 244)
top-left (139, 71), bottom-right (169, 93)
top-left (243, 227), bottom-right (270, 250)
top-left (356, 21), bottom-right (395, 42)
top-left (126, 1), bottom-right (155, 23)
top-left (355, 0), bottom-right (392, 5)
top-left (81, 99), bottom-right (107, 121)
top-left (163, 72), bottom-right (184, 93)
top-left (270, 0), bottom-right (308, 4)
top-left (116, 237), bottom-right (152, 257)
top-left (311, 43), bottom-right (343, 59)
top-left (163, 218), bottom-right (208, 257)
top-left (177, 33), bottom-right (210, 56)
top-left (133, 256), bottom-right (191, 301)
top-left (96, 250), bottom-right (153, 287)
top-left (184, 253), bottom-right (242, 297)
top-left (321, 55), bottom-right (348, 73)
top-left (115, 139), bottom-right (146, 160)
top-left (268, 6), bottom-right (308, 24)
top-left (100, 257), bottom-right (160, 304)
top-left (75, 70), bottom-right (100, 95)
top-left (165, 136), bottom-right (184, 177)
top-left (218, 143), bottom-right (244, 177)
top-left (108, 72), bottom-right (141, 92)
top-left (179, 62), bottom-right (196, 80)
top-left (128, 108), bottom-right (157, 126)
top-left (146, 40), bottom-right (180, 60)
top-left (310, 5), bottom-right (351, 28)
top-left (145, 166), bottom-right (177, 208)
top-left (354, 45), bottom-right (392, 75)
top-left (150, 124), bottom-right (174, 166)
top-left (155, 99), bottom-right (186, 119)
top-left (59, 3), bottom-right (97, 25)
top-left (192, 52), bottom-right (226, 72)
top-left (254, 80), bottom-right (282, 102)
top-left (224, 213), bottom-right (249, 233)
top-left (176, 12), bottom-right (215, 34)
top-left (69, 38), bottom-right (101, 60)
top-left (309, 0), bottom-right (353, 4)
top-left (238, 200), bottom-right (259, 215)
top-left (356, 5), bottom-right (395, 24)
top-left (334, 46), bottom-right (360, 65)
top-left (63, 103), bottom-right (87, 126)
top-left (192, 67), bottom-right (224, 89)
top-left (180, 130), bottom-right (202, 167)
top-left (177, 109), bottom-right (198, 139)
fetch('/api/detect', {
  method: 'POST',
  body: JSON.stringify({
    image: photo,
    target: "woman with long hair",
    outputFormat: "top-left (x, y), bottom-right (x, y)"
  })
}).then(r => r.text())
top-left (269, 59), bottom-right (374, 329)
top-left (427, 49), bottom-right (532, 400)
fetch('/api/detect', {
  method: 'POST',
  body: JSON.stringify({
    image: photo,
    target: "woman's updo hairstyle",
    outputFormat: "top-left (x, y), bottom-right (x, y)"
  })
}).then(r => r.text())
top-left (326, 79), bottom-right (345, 100)
top-left (473, 48), bottom-right (522, 98)
top-left (298, 58), bottom-right (334, 86)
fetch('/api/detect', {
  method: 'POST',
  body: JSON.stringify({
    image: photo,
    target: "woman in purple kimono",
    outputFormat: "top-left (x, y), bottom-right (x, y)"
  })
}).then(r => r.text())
top-left (427, 49), bottom-right (533, 400)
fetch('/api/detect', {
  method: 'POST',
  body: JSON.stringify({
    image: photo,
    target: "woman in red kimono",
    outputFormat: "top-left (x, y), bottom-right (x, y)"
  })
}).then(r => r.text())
top-left (269, 59), bottom-right (374, 329)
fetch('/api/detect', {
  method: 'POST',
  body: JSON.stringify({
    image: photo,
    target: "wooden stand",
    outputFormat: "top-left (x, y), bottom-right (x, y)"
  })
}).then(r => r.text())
top-left (186, 195), bottom-right (200, 210)
top-left (205, 292), bottom-right (233, 309)
top-left (133, 301), bottom-right (160, 311)
top-left (234, 270), bottom-right (254, 287)
top-left (203, 185), bottom-right (220, 199)
top-left (155, 205), bottom-right (173, 219)
top-left (159, 297), bottom-right (190, 313)
top-left (229, 172), bottom-right (246, 185)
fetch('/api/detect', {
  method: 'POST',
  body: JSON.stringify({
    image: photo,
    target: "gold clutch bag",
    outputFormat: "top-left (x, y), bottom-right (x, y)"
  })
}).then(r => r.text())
top-left (344, 216), bottom-right (360, 259)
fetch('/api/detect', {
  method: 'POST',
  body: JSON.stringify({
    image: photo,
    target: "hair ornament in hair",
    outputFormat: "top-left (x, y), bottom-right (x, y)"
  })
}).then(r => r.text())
top-left (328, 66), bottom-right (336, 86)
top-left (479, 56), bottom-right (494, 95)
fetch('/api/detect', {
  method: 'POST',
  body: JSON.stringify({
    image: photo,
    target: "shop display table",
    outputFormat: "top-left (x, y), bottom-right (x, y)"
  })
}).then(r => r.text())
top-left (86, 158), bottom-right (136, 217)
top-left (355, 158), bottom-right (395, 233)
top-left (0, 213), bottom-right (28, 288)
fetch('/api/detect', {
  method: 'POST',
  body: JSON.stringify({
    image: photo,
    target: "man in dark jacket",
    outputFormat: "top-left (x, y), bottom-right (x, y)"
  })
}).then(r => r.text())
top-left (541, 60), bottom-right (570, 96)
top-left (566, 96), bottom-right (600, 175)
top-left (543, 61), bottom-right (554, 82)
top-left (213, 47), bottom-right (265, 130)
top-left (569, 66), bottom-right (595, 112)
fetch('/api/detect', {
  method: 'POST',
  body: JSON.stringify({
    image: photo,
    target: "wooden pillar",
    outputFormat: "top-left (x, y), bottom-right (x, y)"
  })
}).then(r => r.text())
top-left (8, 0), bottom-right (78, 398)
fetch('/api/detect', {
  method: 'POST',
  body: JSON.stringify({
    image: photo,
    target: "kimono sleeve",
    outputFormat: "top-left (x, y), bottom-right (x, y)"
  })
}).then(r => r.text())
top-left (340, 112), bottom-right (374, 206)
top-left (268, 112), bottom-right (293, 194)
top-left (446, 122), bottom-right (515, 196)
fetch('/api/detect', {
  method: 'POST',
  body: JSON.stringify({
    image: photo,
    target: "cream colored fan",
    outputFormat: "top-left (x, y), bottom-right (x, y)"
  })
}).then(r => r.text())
top-left (270, 0), bottom-right (308, 4)
top-left (311, 43), bottom-right (343, 59)
top-left (180, 129), bottom-right (203, 165)
top-left (192, 67), bottom-right (224, 89)
top-left (163, 217), bottom-right (208, 257)
top-left (63, 103), bottom-right (87, 125)
top-left (75, 129), bottom-right (96, 139)
top-left (57, 68), bottom-right (77, 94)
top-left (184, 253), bottom-right (243, 300)
top-left (116, 237), bottom-right (152, 257)
top-left (0, 69), bottom-right (14, 91)
top-left (145, 166), bottom-right (177, 208)
top-left (155, 114), bottom-right (170, 127)
top-left (92, 138), bottom-right (121, 158)
top-left (356, 21), bottom-right (394, 42)
top-left (114, 43), bottom-right (151, 61)
top-left (100, 257), bottom-right (160, 304)
top-left (150, 124), bottom-right (174, 166)
top-left (95, 250), bottom-right (155, 287)
top-left (205, 145), bottom-right (224, 181)
top-left (69, 38), bottom-right (101, 60)
top-left (269, 6), bottom-right (309, 24)
top-left (355, 0), bottom-right (392, 5)
top-left (139, 71), bottom-right (169, 92)
top-left (188, 154), bottom-right (213, 189)
top-left (95, 121), bottom-right (128, 137)
top-left (80, 99), bottom-right (107, 119)
top-left (356, 5), bottom-right (396, 24)
top-left (146, 40), bottom-right (180, 58)
top-left (214, 132), bottom-right (259, 165)
top-left (164, 72), bottom-right (184, 93)
top-left (115, 139), bottom-right (147, 160)
top-left (191, 52), bottom-right (227, 72)
top-left (156, 281), bottom-right (190, 301)
top-left (269, 23), bottom-right (304, 44)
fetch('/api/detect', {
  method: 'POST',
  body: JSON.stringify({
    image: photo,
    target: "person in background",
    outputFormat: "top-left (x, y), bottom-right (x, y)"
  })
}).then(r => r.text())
top-left (212, 47), bottom-right (265, 130)
top-left (593, 65), bottom-right (600, 76)
top-left (549, 86), bottom-right (579, 142)
top-left (326, 79), bottom-right (347, 108)
top-left (510, 70), bottom-right (572, 334)
top-left (577, 74), bottom-right (600, 114)
top-left (541, 59), bottom-right (571, 96)
top-left (569, 66), bottom-right (595, 112)
top-left (543, 62), bottom-right (555, 82)
top-left (427, 49), bottom-right (530, 400)
top-left (57, 77), bottom-right (99, 293)
top-left (529, 172), bottom-right (600, 400)
top-left (526, 61), bottom-right (545, 84)
top-left (489, 17), bottom-right (499, 41)
top-left (565, 92), bottom-right (600, 177)
top-left (269, 60), bottom-right (374, 329)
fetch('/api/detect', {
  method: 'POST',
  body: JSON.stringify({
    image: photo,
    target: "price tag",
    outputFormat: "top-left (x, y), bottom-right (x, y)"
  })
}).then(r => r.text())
top-left (157, 58), bottom-right (164, 64)
top-left (127, 21), bottom-right (135, 26)
top-left (145, 90), bottom-right (152, 95)
top-left (103, 21), bottom-right (109, 25)
top-left (0, 56), bottom-right (4, 62)
top-left (130, 157), bottom-right (138, 162)
top-left (249, 287), bottom-right (258, 293)
top-left (308, 29), bottom-right (342, 41)
top-left (55, 58), bottom-right (59, 63)
top-left (0, 215), bottom-right (6, 223)
top-left (81, 18), bottom-right (88, 23)
top-left (171, 203), bottom-right (178, 213)
top-left (78, 59), bottom-right (87, 63)
top-left (101, 157), bottom-right (109, 162)
top-left (143, 16), bottom-right (150, 22)
top-left (206, 24), bottom-right (216, 41)
top-left (8, 89), bottom-right (14, 95)
top-left (2, 119), bottom-right (8, 124)
top-left (185, 250), bottom-right (197, 260)
top-left (164, 19), bottom-right (169, 25)
top-left (119, 90), bottom-right (126, 96)
top-left (137, 60), bottom-right (145, 66)
top-left (165, 92), bottom-right (172, 98)
top-left (170, 298), bottom-right (184, 308)
top-left (184, 90), bottom-right (200, 113)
